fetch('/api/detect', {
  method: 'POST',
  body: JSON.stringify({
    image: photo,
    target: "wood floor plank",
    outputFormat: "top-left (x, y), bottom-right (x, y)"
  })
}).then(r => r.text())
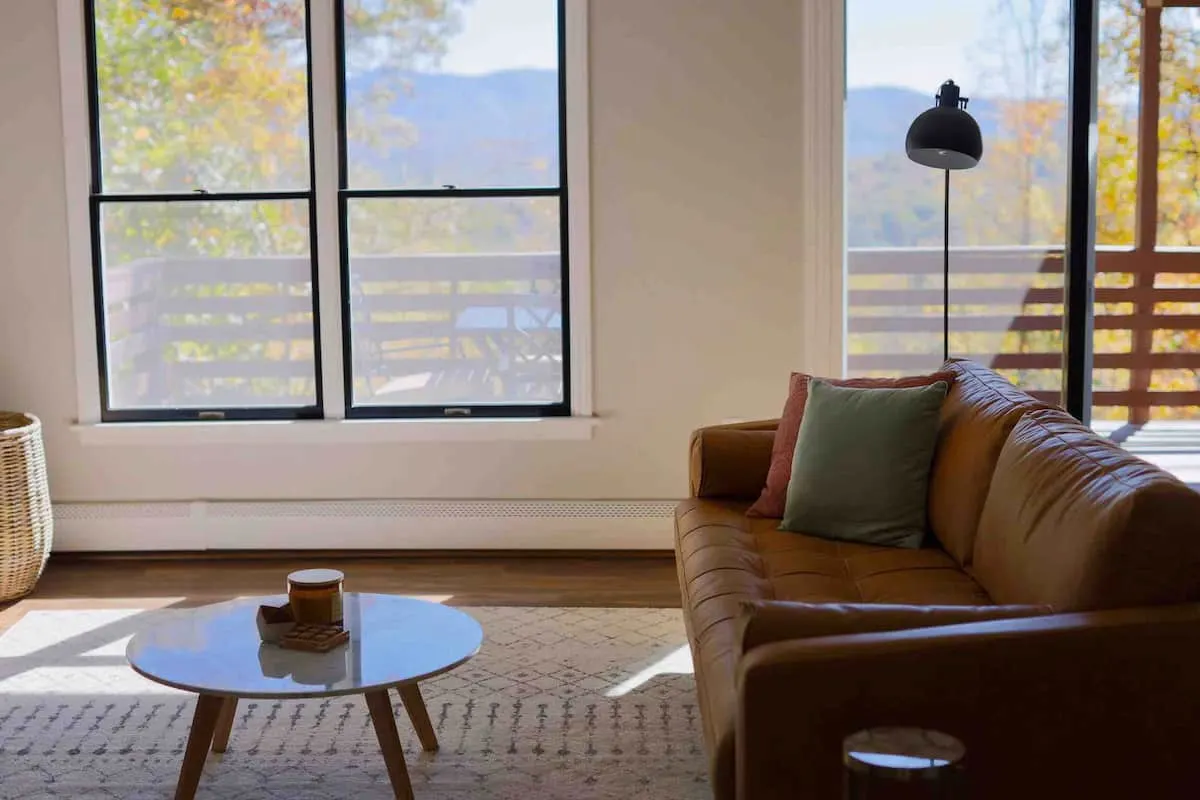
top-left (0, 554), bottom-right (681, 634)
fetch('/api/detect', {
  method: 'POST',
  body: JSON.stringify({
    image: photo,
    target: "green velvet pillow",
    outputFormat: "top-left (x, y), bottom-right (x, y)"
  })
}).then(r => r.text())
top-left (780, 378), bottom-right (949, 548)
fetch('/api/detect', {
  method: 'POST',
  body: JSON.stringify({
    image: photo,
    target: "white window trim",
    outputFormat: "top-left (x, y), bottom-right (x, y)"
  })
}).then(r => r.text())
top-left (57, 0), bottom-right (594, 443)
top-left (796, 0), bottom-right (846, 378)
top-left (70, 416), bottom-right (599, 446)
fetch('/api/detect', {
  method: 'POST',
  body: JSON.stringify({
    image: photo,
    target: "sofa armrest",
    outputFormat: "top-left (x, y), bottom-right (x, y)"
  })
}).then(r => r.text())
top-left (737, 600), bottom-right (1053, 655)
top-left (689, 420), bottom-right (778, 500)
top-left (736, 605), bottom-right (1200, 800)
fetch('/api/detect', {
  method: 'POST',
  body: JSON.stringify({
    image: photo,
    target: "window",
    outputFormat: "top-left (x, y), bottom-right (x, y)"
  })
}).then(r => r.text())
top-left (843, 0), bottom-right (1070, 405)
top-left (842, 0), bottom-right (1198, 425)
top-left (339, 0), bottom-right (568, 416)
top-left (1095, 2), bottom-right (1200, 427)
top-left (86, 0), bottom-right (319, 420)
top-left (78, 0), bottom-right (578, 423)
top-left (839, 0), bottom-right (1200, 479)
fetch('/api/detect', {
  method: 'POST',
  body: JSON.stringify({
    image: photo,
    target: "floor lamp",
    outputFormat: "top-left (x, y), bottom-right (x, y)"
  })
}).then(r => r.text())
top-left (905, 80), bottom-right (983, 362)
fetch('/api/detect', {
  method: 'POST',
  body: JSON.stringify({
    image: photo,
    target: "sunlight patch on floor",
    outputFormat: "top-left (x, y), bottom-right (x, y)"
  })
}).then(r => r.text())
top-left (0, 664), bottom-right (186, 696)
top-left (0, 608), bottom-right (153, 658)
top-left (605, 643), bottom-right (694, 697)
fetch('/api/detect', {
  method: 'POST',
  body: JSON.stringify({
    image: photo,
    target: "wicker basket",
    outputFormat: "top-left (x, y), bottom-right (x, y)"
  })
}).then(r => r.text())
top-left (0, 413), bottom-right (52, 601)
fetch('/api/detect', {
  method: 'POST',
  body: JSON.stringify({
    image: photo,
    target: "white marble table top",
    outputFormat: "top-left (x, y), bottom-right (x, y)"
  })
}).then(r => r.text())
top-left (126, 593), bottom-right (483, 699)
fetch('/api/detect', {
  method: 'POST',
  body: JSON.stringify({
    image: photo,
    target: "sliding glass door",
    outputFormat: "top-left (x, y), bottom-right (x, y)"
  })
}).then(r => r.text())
top-left (845, 0), bottom-right (1200, 482)
top-left (1091, 1), bottom-right (1200, 478)
top-left (844, 0), bottom-right (1069, 408)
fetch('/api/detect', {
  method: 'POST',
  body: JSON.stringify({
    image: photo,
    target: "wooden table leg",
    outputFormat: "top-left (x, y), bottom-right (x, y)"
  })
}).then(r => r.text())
top-left (174, 693), bottom-right (224, 800)
top-left (398, 682), bottom-right (439, 752)
top-left (365, 690), bottom-right (415, 800)
top-left (211, 697), bottom-right (238, 754)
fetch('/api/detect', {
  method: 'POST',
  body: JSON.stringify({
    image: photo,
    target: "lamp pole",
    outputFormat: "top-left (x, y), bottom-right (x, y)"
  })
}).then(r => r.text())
top-left (904, 79), bottom-right (983, 366)
top-left (943, 169), bottom-right (950, 363)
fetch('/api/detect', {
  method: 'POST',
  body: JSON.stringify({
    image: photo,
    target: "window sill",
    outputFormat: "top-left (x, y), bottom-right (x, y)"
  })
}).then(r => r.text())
top-left (71, 416), bottom-right (600, 446)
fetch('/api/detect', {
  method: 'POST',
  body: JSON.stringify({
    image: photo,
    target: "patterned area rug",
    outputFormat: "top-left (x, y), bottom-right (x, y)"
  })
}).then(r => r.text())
top-left (0, 606), bottom-right (708, 799)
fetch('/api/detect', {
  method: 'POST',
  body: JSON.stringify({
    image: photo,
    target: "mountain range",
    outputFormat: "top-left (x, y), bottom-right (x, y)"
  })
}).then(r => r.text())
top-left (345, 69), bottom-right (561, 187)
top-left (346, 68), bottom-right (1020, 181)
top-left (347, 69), bottom-right (1080, 247)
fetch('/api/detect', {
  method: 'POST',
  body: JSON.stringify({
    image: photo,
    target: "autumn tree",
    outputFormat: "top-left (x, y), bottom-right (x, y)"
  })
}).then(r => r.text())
top-left (96, 0), bottom-right (470, 257)
top-left (1100, 3), bottom-right (1200, 419)
top-left (93, 0), bottom-right (470, 405)
top-left (1156, 8), bottom-right (1200, 248)
top-left (963, 2), bottom-right (1199, 417)
top-left (844, 0), bottom-right (1198, 412)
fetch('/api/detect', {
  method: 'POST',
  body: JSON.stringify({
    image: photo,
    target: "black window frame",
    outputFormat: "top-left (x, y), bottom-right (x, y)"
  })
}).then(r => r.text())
top-left (83, 0), bottom-right (325, 423)
top-left (83, 0), bottom-right (573, 423)
top-left (334, 0), bottom-right (572, 420)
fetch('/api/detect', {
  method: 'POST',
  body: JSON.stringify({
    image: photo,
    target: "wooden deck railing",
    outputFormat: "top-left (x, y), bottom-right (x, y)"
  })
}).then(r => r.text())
top-left (104, 252), bottom-right (563, 408)
top-left (106, 245), bottom-right (1199, 418)
top-left (848, 245), bottom-right (1200, 421)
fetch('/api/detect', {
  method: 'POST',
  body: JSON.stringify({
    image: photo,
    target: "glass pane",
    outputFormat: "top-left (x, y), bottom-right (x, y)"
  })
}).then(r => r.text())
top-left (100, 200), bottom-right (316, 409)
top-left (346, 197), bottom-right (563, 406)
top-left (1097, 0), bottom-right (1140, 247)
top-left (1100, 5), bottom-right (1200, 481)
top-left (93, 0), bottom-right (310, 193)
top-left (1091, 0), bottom-right (1142, 429)
top-left (343, 0), bottom-right (560, 189)
top-left (1093, 5), bottom-right (1199, 446)
top-left (845, 0), bottom-right (1067, 407)
top-left (1157, 7), bottom-right (1199, 249)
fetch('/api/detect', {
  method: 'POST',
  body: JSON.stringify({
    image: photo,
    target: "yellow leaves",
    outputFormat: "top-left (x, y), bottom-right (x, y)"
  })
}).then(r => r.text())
top-left (133, 127), bottom-right (150, 141)
top-left (250, 127), bottom-right (270, 151)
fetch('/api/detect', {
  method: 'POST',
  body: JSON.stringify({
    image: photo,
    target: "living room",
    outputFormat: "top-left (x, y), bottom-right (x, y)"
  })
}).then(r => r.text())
top-left (1, 0), bottom-right (1198, 798)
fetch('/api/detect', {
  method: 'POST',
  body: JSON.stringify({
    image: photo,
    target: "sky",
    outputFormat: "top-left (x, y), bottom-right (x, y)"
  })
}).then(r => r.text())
top-left (847, 0), bottom-right (998, 93)
top-left (437, 0), bottom-right (1002, 91)
top-left (439, 0), bottom-right (559, 75)
top-left (436, 0), bottom-right (1080, 98)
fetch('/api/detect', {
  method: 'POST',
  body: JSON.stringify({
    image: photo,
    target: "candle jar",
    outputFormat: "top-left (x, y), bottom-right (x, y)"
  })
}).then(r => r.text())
top-left (287, 569), bottom-right (345, 627)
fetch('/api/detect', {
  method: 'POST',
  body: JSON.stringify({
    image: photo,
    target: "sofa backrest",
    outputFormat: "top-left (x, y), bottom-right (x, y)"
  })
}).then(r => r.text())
top-left (972, 407), bottom-right (1200, 612)
top-left (928, 359), bottom-right (1049, 566)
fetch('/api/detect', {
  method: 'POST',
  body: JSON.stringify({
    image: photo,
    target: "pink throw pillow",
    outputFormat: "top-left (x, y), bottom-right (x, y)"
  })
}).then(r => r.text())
top-left (746, 370), bottom-right (957, 518)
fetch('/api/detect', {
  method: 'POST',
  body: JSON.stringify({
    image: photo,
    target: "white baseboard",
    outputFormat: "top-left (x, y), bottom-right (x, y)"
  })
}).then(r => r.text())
top-left (51, 500), bottom-right (679, 552)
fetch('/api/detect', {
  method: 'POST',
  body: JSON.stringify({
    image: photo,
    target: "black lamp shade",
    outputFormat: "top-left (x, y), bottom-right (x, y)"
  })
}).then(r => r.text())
top-left (905, 81), bottom-right (983, 171)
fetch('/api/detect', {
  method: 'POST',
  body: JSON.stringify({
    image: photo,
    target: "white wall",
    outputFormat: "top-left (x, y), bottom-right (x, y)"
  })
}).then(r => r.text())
top-left (0, 0), bottom-right (806, 507)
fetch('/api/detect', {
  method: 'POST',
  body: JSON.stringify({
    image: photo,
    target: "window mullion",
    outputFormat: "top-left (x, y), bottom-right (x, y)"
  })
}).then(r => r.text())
top-left (309, 0), bottom-right (348, 419)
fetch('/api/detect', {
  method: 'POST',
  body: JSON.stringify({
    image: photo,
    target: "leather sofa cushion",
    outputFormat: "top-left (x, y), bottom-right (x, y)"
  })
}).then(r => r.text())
top-left (678, 502), bottom-right (991, 629)
top-left (675, 498), bottom-right (989, 800)
top-left (928, 359), bottom-right (1048, 566)
top-left (973, 407), bottom-right (1200, 611)
top-left (690, 425), bottom-right (776, 500)
top-left (738, 600), bottom-right (1053, 655)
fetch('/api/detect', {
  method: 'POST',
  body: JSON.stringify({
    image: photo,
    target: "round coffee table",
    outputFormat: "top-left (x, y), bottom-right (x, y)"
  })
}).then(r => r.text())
top-left (126, 593), bottom-right (483, 800)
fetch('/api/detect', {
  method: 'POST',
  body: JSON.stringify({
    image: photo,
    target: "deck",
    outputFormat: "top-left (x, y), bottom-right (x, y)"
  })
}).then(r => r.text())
top-left (848, 244), bottom-right (1200, 485)
top-left (1095, 421), bottom-right (1200, 486)
top-left (98, 245), bottom-right (1200, 482)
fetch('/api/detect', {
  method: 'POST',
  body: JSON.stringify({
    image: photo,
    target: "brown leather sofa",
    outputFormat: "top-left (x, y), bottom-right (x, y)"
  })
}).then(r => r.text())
top-left (675, 359), bottom-right (1200, 800)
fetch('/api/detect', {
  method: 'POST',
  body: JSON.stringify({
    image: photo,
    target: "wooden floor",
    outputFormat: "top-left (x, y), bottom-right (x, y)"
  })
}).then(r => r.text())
top-left (0, 553), bottom-right (682, 634)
